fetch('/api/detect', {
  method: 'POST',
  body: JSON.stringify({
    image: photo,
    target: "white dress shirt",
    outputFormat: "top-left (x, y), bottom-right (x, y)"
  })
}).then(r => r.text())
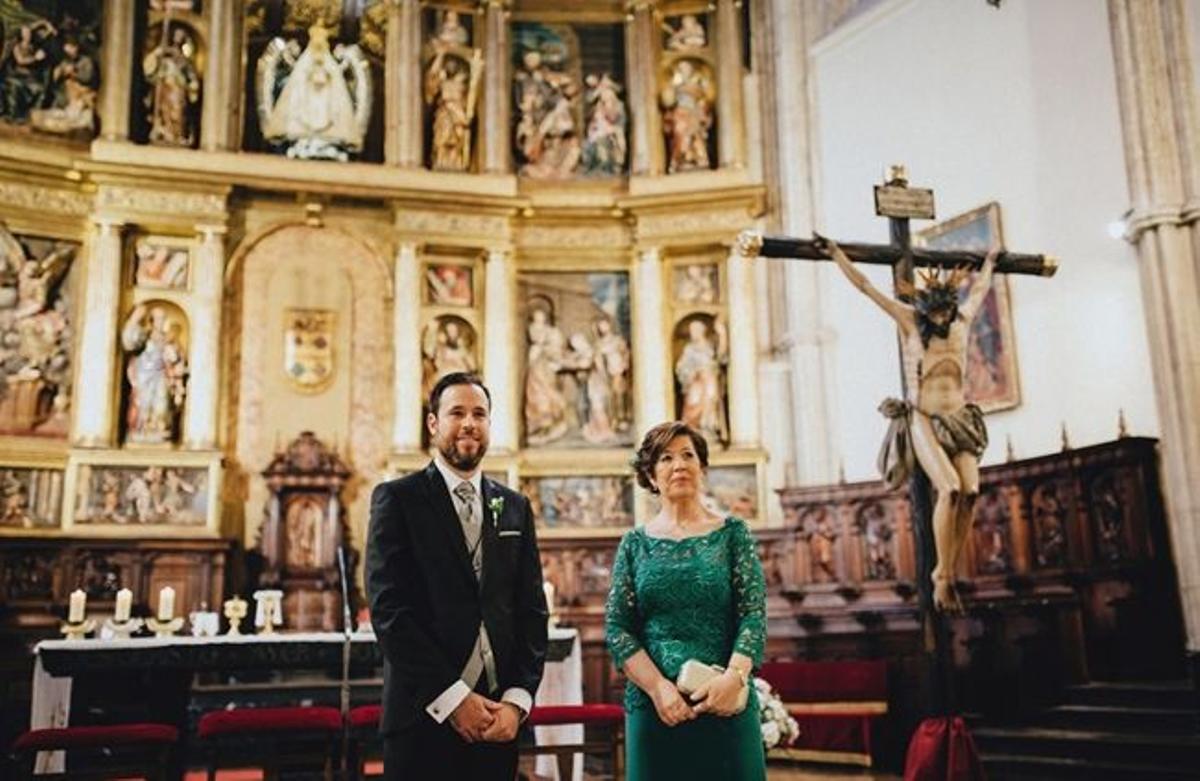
top-left (426, 456), bottom-right (533, 723)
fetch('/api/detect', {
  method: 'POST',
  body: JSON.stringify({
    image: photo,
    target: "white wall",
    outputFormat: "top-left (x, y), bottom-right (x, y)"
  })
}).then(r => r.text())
top-left (806, 0), bottom-right (1159, 481)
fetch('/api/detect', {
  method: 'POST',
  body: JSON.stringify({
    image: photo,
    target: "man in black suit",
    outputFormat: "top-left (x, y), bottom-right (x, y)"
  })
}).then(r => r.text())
top-left (367, 372), bottom-right (549, 779)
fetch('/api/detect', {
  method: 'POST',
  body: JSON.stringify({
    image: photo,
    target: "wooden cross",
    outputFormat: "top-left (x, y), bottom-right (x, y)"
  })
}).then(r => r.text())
top-left (739, 165), bottom-right (1057, 714)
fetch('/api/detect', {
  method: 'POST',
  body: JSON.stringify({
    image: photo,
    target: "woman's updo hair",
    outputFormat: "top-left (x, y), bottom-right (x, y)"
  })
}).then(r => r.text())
top-left (632, 421), bottom-right (709, 494)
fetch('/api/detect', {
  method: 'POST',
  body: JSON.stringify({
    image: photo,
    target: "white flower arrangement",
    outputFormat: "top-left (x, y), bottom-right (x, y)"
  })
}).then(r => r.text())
top-left (754, 677), bottom-right (800, 751)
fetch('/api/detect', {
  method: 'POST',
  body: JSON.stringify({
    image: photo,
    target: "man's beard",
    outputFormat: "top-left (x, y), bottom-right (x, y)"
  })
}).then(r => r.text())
top-left (439, 436), bottom-right (487, 472)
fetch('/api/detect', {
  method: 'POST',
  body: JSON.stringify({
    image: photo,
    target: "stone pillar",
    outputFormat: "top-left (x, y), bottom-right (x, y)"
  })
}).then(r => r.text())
top-left (633, 247), bottom-right (670, 432)
top-left (479, 0), bottom-right (512, 174)
top-left (483, 248), bottom-right (518, 451)
top-left (1108, 0), bottom-right (1200, 658)
top-left (98, 0), bottom-right (136, 141)
top-left (71, 219), bottom-right (125, 447)
top-left (201, 0), bottom-right (245, 151)
top-left (386, 0), bottom-right (423, 167)
top-left (392, 242), bottom-right (423, 452)
top-left (714, 0), bottom-right (746, 169)
top-left (625, 1), bottom-right (665, 176)
top-left (725, 246), bottom-right (759, 447)
top-left (183, 225), bottom-right (226, 449)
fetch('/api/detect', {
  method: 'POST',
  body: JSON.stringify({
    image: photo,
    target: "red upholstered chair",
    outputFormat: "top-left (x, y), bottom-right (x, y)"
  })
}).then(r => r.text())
top-left (9, 722), bottom-right (179, 780)
top-left (522, 704), bottom-right (626, 781)
top-left (197, 706), bottom-right (343, 780)
top-left (758, 660), bottom-right (889, 768)
top-left (345, 704), bottom-right (383, 779)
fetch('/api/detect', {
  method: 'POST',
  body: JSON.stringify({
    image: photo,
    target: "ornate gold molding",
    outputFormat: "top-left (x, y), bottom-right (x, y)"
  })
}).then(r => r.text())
top-left (519, 223), bottom-right (630, 248)
top-left (96, 185), bottom-right (227, 219)
top-left (0, 182), bottom-right (91, 217)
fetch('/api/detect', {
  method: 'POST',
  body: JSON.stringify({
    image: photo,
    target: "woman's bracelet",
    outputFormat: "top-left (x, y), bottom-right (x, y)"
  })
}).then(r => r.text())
top-left (726, 665), bottom-right (750, 687)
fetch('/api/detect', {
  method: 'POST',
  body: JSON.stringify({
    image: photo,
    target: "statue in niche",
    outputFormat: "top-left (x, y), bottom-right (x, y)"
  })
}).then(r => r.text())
top-left (804, 509), bottom-right (838, 583)
top-left (121, 304), bottom-right (188, 444)
top-left (424, 11), bottom-right (482, 172)
top-left (513, 47), bottom-right (581, 179)
top-left (861, 504), bottom-right (895, 581)
top-left (256, 24), bottom-right (372, 161)
top-left (421, 317), bottom-right (477, 400)
top-left (660, 57), bottom-right (715, 173)
top-left (1093, 476), bottom-right (1125, 562)
top-left (143, 24), bottom-right (202, 147)
top-left (285, 496), bottom-right (323, 569)
top-left (0, 228), bottom-right (74, 435)
top-left (580, 73), bottom-right (626, 176)
top-left (674, 316), bottom-right (728, 446)
top-left (665, 13), bottom-right (707, 51)
top-left (29, 34), bottom-right (97, 135)
top-left (523, 305), bottom-right (570, 445)
top-left (1032, 483), bottom-right (1067, 568)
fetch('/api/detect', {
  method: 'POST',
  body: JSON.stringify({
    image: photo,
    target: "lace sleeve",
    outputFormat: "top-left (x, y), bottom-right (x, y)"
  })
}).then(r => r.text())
top-left (729, 518), bottom-right (767, 666)
top-left (604, 532), bottom-right (643, 670)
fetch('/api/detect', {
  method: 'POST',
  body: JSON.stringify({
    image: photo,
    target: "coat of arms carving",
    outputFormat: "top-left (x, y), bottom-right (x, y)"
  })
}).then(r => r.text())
top-left (284, 308), bottom-right (335, 393)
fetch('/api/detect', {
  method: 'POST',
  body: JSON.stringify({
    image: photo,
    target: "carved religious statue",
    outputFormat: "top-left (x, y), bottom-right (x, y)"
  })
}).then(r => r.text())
top-left (421, 317), bottom-right (477, 401)
top-left (121, 304), bottom-right (188, 444)
top-left (820, 235), bottom-right (999, 611)
top-left (660, 57), bottom-right (716, 173)
top-left (665, 13), bottom-right (707, 51)
top-left (580, 317), bottom-right (632, 442)
top-left (514, 48), bottom-right (582, 179)
top-left (423, 11), bottom-right (483, 172)
top-left (256, 24), bottom-right (372, 161)
top-left (523, 306), bottom-right (570, 444)
top-left (143, 24), bottom-right (202, 147)
top-left (580, 72), bottom-right (626, 176)
top-left (675, 317), bottom-right (729, 446)
top-left (0, 227), bottom-right (74, 435)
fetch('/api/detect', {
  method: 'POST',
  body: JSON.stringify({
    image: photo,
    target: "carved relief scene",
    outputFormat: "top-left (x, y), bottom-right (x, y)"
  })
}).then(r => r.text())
top-left (520, 474), bottom-right (633, 531)
top-left (0, 226), bottom-right (77, 437)
top-left (73, 463), bottom-right (209, 526)
top-left (659, 12), bottom-right (716, 174)
top-left (0, 1), bottom-right (101, 139)
top-left (1, 466), bottom-right (62, 528)
top-left (519, 270), bottom-right (632, 448)
top-left (512, 21), bottom-right (627, 179)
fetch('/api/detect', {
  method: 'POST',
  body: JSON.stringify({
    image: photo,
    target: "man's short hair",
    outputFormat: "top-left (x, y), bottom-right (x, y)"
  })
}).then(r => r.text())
top-left (428, 372), bottom-right (491, 415)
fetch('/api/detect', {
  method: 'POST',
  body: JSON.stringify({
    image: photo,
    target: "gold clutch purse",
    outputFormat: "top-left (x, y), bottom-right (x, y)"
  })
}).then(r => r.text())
top-left (675, 659), bottom-right (748, 712)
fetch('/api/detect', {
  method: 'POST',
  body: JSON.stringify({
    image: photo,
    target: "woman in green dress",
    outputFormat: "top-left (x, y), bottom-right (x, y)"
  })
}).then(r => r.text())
top-left (605, 421), bottom-right (768, 780)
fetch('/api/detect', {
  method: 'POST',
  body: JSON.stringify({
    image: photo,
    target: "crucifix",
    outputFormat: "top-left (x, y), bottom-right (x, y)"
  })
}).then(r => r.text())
top-left (737, 165), bottom-right (1057, 713)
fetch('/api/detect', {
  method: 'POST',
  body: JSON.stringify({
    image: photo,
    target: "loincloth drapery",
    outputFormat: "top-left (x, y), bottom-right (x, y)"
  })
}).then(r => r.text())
top-left (876, 398), bottom-right (988, 489)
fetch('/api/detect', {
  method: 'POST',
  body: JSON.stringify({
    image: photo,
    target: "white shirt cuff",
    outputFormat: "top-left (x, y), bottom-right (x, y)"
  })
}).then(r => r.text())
top-left (501, 687), bottom-right (533, 719)
top-left (426, 679), bottom-right (471, 724)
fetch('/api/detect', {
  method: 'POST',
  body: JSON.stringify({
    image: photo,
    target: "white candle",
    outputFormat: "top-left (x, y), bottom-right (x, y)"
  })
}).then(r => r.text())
top-left (157, 586), bottom-right (175, 621)
top-left (114, 588), bottom-right (132, 622)
top-left (68, 589), bottom-right (86, 623)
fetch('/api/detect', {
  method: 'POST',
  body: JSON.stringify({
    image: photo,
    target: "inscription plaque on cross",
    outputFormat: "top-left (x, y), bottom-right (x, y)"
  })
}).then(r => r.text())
top-left (737, 165), bottom-right (1056, 716)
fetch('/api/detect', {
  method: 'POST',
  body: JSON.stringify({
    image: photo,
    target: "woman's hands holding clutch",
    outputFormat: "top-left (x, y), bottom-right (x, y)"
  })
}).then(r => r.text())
top-left (691, 669), bottom-right (748, 716)
top-left (651, 678), bottom-right (697, 726)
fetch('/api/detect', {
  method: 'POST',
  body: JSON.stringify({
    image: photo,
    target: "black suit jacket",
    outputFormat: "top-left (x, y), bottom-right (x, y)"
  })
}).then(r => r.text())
top-left (366, 462), bottom-right (549, 734)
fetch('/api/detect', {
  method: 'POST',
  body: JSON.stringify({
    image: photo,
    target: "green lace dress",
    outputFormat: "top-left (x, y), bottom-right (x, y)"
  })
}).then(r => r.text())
top-left (605, 517), bottom-right (767, 781)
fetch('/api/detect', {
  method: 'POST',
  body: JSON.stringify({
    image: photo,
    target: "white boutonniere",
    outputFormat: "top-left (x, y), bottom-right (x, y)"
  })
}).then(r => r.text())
top-left (490, 496), bottom-right (521, 537)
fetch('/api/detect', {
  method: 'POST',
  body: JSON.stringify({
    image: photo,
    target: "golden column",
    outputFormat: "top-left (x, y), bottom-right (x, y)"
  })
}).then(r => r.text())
top-left (1108, 0), bottom-right (1200, 661)
top-left (98, 0), bottom-right (136, 142)
top-left (625, 1), bottom-right (665, 177)
top-left (483, 247), bottom-right (518, 451)
top-left (632, 247), bottom-right (670, 431)
top-left (392, 241), bottom-right (424, 452)
top-left (714, 0), bottom-right (746, 169)
top-left (71, 218), bottom-right (125, 447)
top-left (386, 0), bottom-right (423, 167)
top-left (479, 0), bottom-right (512, 174)
top-left (183, 225), bottom-right (226, 450)
top-left (201, 0), bottom-right (245, 151)
top-left (725, 243), bottom-right (760, 447)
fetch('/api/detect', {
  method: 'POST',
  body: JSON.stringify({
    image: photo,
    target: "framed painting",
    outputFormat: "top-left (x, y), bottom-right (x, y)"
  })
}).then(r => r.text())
top-left (519, 474), bottom-right (635, 532)
top-left (916, 201), bottom-right (1021, 413)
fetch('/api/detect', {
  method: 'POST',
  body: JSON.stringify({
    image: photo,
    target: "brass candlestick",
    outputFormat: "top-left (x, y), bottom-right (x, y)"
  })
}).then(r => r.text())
top-left (145, 616), bottom-right (184, 637)
top-left (60, 618), bottom-right (96, 641)
top-left (102, 617), bottom-right (143, 640)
